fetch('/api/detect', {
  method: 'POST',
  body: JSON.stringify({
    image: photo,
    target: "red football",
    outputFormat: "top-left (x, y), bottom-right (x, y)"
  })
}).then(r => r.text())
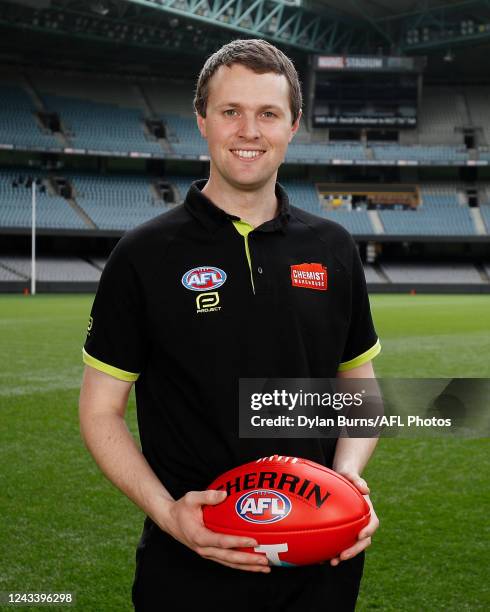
top-left (203, 455), bottom-right (370, 566)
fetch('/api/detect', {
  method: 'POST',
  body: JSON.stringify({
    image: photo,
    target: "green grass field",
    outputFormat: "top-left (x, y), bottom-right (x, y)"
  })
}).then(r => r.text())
top-left (1, 294), bottom-right (489, 611)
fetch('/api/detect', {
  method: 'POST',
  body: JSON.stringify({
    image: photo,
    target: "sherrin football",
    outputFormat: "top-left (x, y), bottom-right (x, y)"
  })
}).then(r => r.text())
top-left (203, 455), bottom-right (370, 567)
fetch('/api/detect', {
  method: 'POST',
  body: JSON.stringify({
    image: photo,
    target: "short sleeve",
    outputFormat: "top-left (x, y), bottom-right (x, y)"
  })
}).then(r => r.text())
top-left (82, 241), bottom-right (147, 381)
top-left (338, 239), bottom-right (381, 372)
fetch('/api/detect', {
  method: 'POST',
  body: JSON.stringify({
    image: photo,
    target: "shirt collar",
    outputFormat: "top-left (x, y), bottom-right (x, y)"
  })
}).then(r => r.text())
top-left (184, 179), bottom-right (291, 234)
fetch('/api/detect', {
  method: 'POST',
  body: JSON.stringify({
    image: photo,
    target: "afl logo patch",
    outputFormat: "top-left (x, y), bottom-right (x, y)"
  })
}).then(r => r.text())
top-left (236, 490), bottom-right (291, 524)
top-left (182, 266), bottom-right (227, 291)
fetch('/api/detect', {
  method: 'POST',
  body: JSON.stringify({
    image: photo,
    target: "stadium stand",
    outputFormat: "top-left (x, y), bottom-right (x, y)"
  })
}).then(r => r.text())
top-left (70, 174), bottom-right (171, 231)
top-left (143, 80), bottom-right (196, 117)
top-left (0, 170), bottom-right (86, 230)
top-left (286, 143), bottom-right (366, 162)
top-left (380, 262), bottom-right (485, 284)
top-left (417, 87), bottom-right (468, 145)
top-left (0, 256), bottom-right (101, 282)
top-left (480, 205), bottom-right (490, 234)
top-left (0, 70), bottom-right (488, 294)
top-left (363, 264), bottom-right (386, 283)
top-left (378, 208), bottom-right (475, 235)
top-left (0, 84), bottom-right (59, 149)
top-left (325, 209), bottom-right (374, 234)
top-left (162, 114), bottom-right (208, 157)
top-left (165, 175), bottom-right (197, 202)
top-left (3, 74), bottom-right (490, 167)
top-left (0, 262), bottom-right (27, 281)
top-left (41, 94), bottom-right (163, 155)
top-left (479, 148), bottom-right (490, 161)
top-left (28, 71), bottom-right (144, 107)
top-left (372, 145), bottom-right (469, 162)
top-left (378, 183), bottom-right (477, 235)
top-left (465, 86), bottom-right (490, 146)
top-left (282, 180), bottom-right (324, 215)
top-left (2, 168), bottom-right (484, 237)
top-left (4, 75), bottom-right (490, 166)
top-left (419, 183), bottom-right (461, 206)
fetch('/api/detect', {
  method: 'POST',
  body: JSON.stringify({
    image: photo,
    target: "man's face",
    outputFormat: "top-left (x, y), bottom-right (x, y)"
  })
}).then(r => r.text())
top-left (197, 63), bottom-right (301, 191)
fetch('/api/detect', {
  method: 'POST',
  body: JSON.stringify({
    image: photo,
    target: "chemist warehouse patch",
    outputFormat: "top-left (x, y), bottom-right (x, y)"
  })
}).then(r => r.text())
top-left (290, 263), bottom-right (328, 291)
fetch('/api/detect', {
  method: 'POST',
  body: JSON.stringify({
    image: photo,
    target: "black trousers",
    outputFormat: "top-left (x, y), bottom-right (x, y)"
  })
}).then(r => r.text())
top-left (132, 528), bottom-right (364, 612)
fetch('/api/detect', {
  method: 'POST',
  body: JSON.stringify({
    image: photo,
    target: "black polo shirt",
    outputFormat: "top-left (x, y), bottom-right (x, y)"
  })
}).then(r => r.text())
top-left (82, 179), bottom-right (380, 500)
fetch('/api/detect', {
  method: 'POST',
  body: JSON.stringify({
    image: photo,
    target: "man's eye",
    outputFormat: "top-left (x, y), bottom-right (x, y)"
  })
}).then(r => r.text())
top-left (224, 109), bottom-right (238, 116)
top-left (263, 111), bottom-right (277, 118)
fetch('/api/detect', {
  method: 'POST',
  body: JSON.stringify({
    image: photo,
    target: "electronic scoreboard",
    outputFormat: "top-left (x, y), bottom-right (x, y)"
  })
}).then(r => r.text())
top-left (311, 55), bottom-right (426, 129)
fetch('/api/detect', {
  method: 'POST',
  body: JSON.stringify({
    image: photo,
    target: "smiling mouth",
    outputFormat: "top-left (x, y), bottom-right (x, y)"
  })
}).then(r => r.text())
top-left (230, 149), bottom-right (266, 161)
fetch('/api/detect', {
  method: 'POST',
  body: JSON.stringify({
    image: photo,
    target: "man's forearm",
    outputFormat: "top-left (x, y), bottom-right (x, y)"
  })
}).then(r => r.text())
top-left (334, 360), bottom-right (379, 475)
top-left (80, 412), bottom-right (173, 528)
top-left (332, 437), bottom-right (378, 475)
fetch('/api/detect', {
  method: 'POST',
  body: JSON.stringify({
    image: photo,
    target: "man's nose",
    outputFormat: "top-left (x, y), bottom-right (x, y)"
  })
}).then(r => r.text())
top-left (237, 114), bottom-right (261, 139)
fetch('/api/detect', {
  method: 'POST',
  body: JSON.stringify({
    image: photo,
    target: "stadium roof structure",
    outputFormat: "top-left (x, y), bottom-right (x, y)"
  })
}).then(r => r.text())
top-left (0, 0), bottom-right (374, 56)
top-left (1, 0), bottom-right (490, 66)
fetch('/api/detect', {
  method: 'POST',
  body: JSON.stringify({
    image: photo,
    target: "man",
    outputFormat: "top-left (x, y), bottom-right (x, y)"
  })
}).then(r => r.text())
top-left (79, 39), bottom-right (380, 611)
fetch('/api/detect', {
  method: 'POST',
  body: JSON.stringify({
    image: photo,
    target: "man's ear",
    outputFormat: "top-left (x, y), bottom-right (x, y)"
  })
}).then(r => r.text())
top-left (196, 112), bottom-right (207, 139)
top-left (289, 109), bottom-right (302, 143)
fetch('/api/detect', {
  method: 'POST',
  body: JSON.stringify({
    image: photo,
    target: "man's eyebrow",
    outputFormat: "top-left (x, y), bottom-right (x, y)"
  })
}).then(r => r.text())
top-left (216, 102), bottom-right (284, 112)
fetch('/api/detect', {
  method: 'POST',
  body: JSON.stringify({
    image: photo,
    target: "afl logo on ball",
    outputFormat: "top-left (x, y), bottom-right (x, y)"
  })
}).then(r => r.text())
top-left (236, 490), bottom-right (291, 524)
top-left (182, 266), bottom-right (227, 291)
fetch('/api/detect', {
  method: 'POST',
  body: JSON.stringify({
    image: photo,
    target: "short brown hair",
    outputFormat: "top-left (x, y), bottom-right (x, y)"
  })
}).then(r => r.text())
top-left (193, 39), bottom-right (302, 124)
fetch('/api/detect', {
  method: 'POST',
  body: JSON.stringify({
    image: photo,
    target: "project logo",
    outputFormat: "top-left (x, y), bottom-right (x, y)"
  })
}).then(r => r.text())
top-left (196, 292), bottom-right (221, 313)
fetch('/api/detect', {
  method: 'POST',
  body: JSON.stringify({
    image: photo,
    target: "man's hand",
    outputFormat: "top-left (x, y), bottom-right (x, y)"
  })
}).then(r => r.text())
top-left (79, 367), bottom-right (269, 574)
top-left (160, 489), bottom-right (271, 573)
top-left (330, 472), bottom-right (379, 567)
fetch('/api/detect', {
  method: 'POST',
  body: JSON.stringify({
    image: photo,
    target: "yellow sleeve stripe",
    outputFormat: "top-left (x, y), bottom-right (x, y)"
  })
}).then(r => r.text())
top-left (82, 348), bottom-right (140, 382)
top-left (338, 339), bottom-right (381, 372)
